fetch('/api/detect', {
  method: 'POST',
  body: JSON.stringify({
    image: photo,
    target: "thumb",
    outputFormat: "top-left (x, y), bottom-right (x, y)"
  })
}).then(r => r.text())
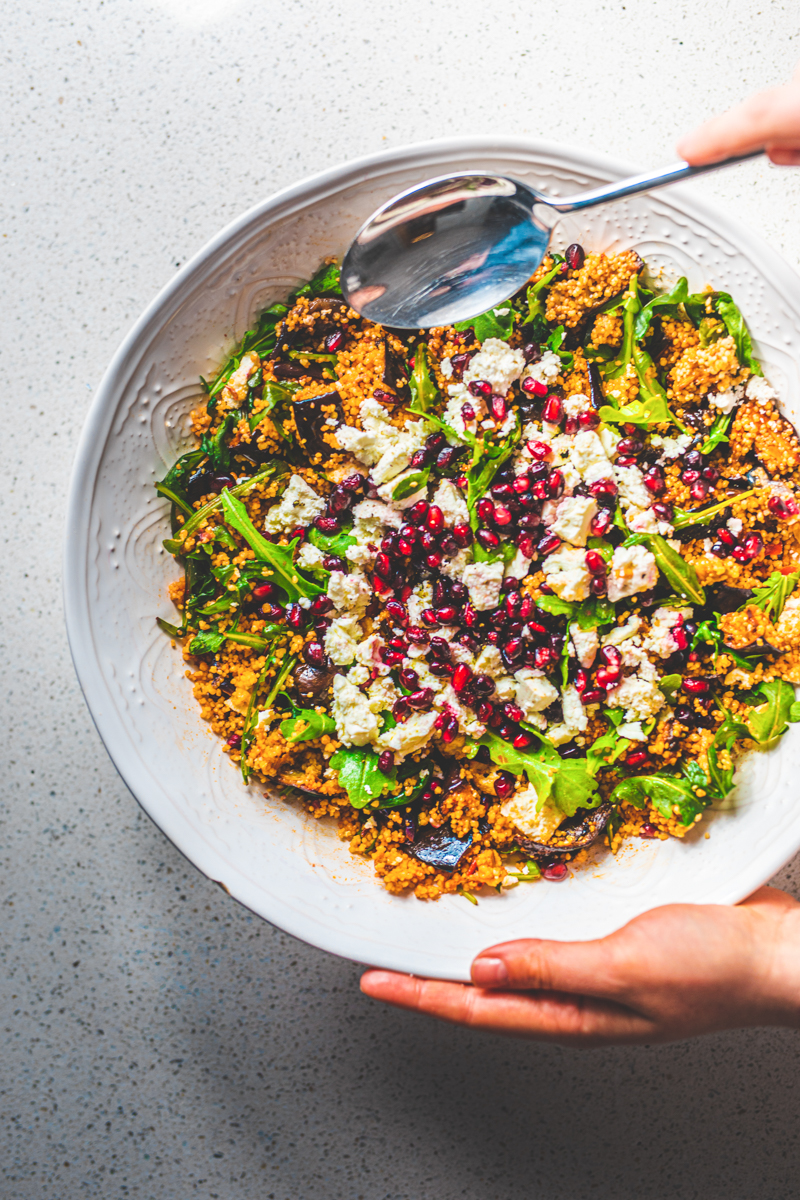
top-left (472, 933), bottom-right (630, 1001)
top-left (677, 83), bottom-right (800, 165)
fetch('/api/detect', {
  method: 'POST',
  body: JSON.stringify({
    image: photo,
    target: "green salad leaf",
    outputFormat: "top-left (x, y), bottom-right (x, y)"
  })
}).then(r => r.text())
top-left (623, 531), bottom-right (705, 605)
top-left (699, 411), bottom-right (733, 455)
top-left (745, 680), bottom-right (798, 750)
top-left (672, 490), bottom-right (755, 530)
top-left (746, 570), bottom-right (800, 623)
top-left (455, 304), bottom-right (516, 343)
top-left (329, 746), bottom-right (398, 808)
top-left (479, 731), bottom-right (600, 816)
top-left (611, 770), bottom-right (711, 826)
top-left (220, 490), bottom-right (323, 600)
top-left (408, 343), bottom-right (438, 412)
top-left (525, 255), bottom-right (564, 324)
top-left (280, 705), bottom-right (337, 743)
top-left (633, 276), bottom-right (689, 341)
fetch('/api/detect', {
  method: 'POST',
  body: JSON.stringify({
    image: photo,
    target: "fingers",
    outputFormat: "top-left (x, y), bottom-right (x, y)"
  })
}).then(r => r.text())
top-left (677, 82), bottom-right (800, 165)
top-left (360, 970), bottom-right (655, 1045)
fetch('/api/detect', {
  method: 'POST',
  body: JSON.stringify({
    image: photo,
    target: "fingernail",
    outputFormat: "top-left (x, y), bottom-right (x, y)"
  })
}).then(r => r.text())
top-left (471, 956), bottom-right (508, 987)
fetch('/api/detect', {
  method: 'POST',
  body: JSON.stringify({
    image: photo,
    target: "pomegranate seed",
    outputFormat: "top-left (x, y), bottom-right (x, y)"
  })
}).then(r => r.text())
top-left (527, 440), bottom-right (551, 460)
top-left (382, 650), bottom-right (405, 665)
top-left (541, 862), bottom-right (568, 882)
top-left (452, 664), bottom-right (473, 693)
top-left (681, 468), bottom-right (701, 484)
top-left (589, 479), bottom-right (618, 501)
top-left (590, 509), bottom-right (613, 536)
top-left (682, 677), bottom-right (710, 694)
top-left (575, 668), bottom-right (589, 695)
top-left (435, 605), bottom-right (458, 623)
top-left (503, 702), bottom-right (525, 722)
top-left (461, 402), bottom-right (476, 423)
top-left (652, 501), bottom-right (674, 521)
top-left (419, 530), bottom-right (436, 552)
top-left (639, 823), bottom-right (658, 838)
top-left (426, 505), bottom-right (444, 533)
top-left (388, 636), bottom-right (408, 651)
top-left (420, 608), bottom-right (440, 627)
top-left (286, 603), bottom-right (304, 630)
top-left (578, 409), bottom-right (600, 429)
top-left (340, 473), bottom-right (363, 492)
top-left (433, 713), bottom-right (446, 730)
top-left (517, 534), bottom-right (536, 557)
top-left (407, 500), bottom-right (429, 525)
top-left (399, 668), bottom-right (419, 690)
top-left (407, 688), bottom-right (434, 711)
top-left (456, 474), bottom-right (468, 488)
top-left (452, 522), bottom-right (473, 547)
top-left (625, 750), bottom-right (650, 767)
top-left (534, 646), bottom-right (556, 669)
top-left (429, 636), bottom-right (451, 658)
top-left (406, 626), bottom-right (429, 644)
top-left (717, 528), bottom-right (734, 546)
top-left (396, 538), bottom-right (413, 555)
top-left (476, 528), bottom-right (500, 550)
top-left (769, 494), bottom-right (800, 518)
top-left (462, 603), bottom-right (478, 628)
top-left (505, 590), bottom-right (522, 615)
top-left (477, 498), bottom-right (495, 523)
top-left (615, 456), bottom-right (637, 468)
top-left (617, 437), bottom-right (642, 456)
top-left (451, 351), bottom-right (474, 373)
top-left (548, 470), bottom-right (564, 497)
top-left (502, 637), bottom-right (524, 663)
top-left (512, 732), bottom-right (532, 749)
top-left (519, 597), bottom-right (535, 622)
top-left (531, 479), bottom-right (549, 500)
top-left (225, 733), bottom-right (242, 750)
top-left (565, 243), bottom-right (585, 270)
top-left (468, 379), bottom-right (492, 398)
top-left (374, 552), bottom-right (392, 579)
top-left (491, 395), bottom-right (507, 421)
top-left (378, 750), bottom-right (395, 772)
top-left (690, 480), bottom-right (708, 503)
top-left (743, 533), bottom-right (763, 558)
top-left (475, 701), bottom-right (493, 722)
top-left (310, 595), bottom-right (334, 615)
top-left (426, 553), bottom-right (443, 569)
top-left (594, 666), bottom-right (618, 688)
top-left (643, 468), bottom-right (665, 495)
top-left (522, 376), bottom-right (548, 397)
top-left (543, 396), bottom-right (563, 424)
top-left (492, 771), bottom-right (515, 800)
top-left (585, 549), bottom-right (605, 573)
top-left (253, 582), bottom-right (277, 599)
top-left (580, 688), bottom-right (604, 704)
top-left (538, 531), bottom-right (561, 555)
top-left (492, 483), bottom-right (515, 502)
top-left (589, 576), bottom-right (606, 596)
top-left (323, 330), bottom-right (344, 352)
top-left (322, 554), bottom-right (346, 572)
top-left (493, 504), bottom-right (513, 527)
top-left (329, 488), bottom-right (352, 514)
top-left (673, 626), bottom-right (689, 650)
top-left (564, 415), bottom-right (579, 436)
top-left (702, 465), bottom-right (719, 483)
top-left (303, 642), bottom-right (326, 666)
top-left (314, 515), bottom-right (340, 533)
top-left (392, 698), bottom-right (411, 722)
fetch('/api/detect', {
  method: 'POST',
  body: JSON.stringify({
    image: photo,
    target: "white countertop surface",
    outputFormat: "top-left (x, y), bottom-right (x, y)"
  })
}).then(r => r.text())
top-left (4, 2), bottom-right (800, 1197)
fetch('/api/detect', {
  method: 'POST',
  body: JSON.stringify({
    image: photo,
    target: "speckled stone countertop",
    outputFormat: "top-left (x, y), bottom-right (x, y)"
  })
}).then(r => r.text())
top-left (4, 2), bottom-right (800, 1197)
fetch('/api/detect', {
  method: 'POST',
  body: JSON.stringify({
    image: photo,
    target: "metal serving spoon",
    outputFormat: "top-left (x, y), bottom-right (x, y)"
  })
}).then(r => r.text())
top-left (341, 150), bottom-right (763, 329)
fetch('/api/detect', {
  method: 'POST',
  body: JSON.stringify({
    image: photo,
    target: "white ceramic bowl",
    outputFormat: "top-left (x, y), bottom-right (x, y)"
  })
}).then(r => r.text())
top-left (65, 138), bottom-right (800, 981)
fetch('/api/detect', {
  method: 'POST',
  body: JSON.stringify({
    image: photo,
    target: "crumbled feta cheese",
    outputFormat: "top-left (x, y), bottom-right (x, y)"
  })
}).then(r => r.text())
top-left (599, 427), bottom-right (621, 460)
top-left (617, 720), bottom-right (646, 740)
top-left (375, 710), bottom-right (438, 761)
top-left (331, 675), bottom-right (379, 747)
top-left (643, 607), bottom-right (690, 659)
top-left (371, 422), bottom-right (429, 485)
top-left (463, 337), bottom-right (526, 396)
top-left (335, 401), bottom-right (429, 480)
top-left (264, 473), bottom-right (326, 533)
top-left (560, 683), bottom-right (587, 732)
top-left (355, 633), bottom-right (386, 672)
top-left (323, 615), bottom-right (362, 666)
top-left (366, 677), bottom-right (399, 714)
top-left (501, 785), bottom-right (564, 841)
top-left (296, 542), bottom-right (325, 570)
top-left (513, 669), bottom-right (559, 719)
top-left (442, 386), bottom-right (481, 441)
top-left (607, 544), bottom-right (658, 602)
top-left (463, 560), bottom-right (505, 611)
top-left (407, 581), bottom-right (433, 626)
top-left (347, 664), bottom-right (370, 686)
top-left (541, 545), bottom-right (591, 601)
top-left (627, 504), bottom-right (674, 537)
top-left (727, 517), bottom-right (743, 537)
top-left (563, 392), bottom-right (591, 416)
top-left (615, 464), bottom-right (652, 510)
top-left (550, 495), bottom-right (597, 547)
top-left (495, 676), bottom-right (517, 702)
top-left (475, 645), bottom-right (505, 679)
top-left (505, 547), bottom-right (532, 580)
top-left (440, 547), bottom-right (473, 582)
top-left (327, 569), bottom-right (371, 615)
top-left (652, 432), bottom-right (693, 460)
top-left (225, 352), bottom-right (259, 403)
top-left (709, 383), bottom-right (745, 414)
top-left (570, 430), bottom-right (613, 481)
top-left (440, 356), bottom-right (454, 378)
top-left (605, 673), bottom-right (665, 722)
top-left (431, 479), bottom-right (468, 527)
top-left (746, 375), bottom-right (777, 406)
top-left (522, 349), bottom-right (561, 388)
top-left (601, 617), bottom-right (642, 646)
top-left (569, 623), bottom-right (599, 668)
top-left (351, 499), bottom-right (403, 539)
top-left (439, 685), bottom-right (486, 737)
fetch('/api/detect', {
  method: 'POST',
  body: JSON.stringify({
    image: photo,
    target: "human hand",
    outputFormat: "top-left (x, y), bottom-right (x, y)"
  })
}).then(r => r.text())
top-left (360, 886), bottom-right (800, 1045)
top-left (677, 65), bottom-right (800, 166)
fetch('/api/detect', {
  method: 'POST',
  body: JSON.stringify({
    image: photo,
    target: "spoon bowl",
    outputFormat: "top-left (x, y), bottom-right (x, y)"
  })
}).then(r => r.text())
top-left (342, 151), bottom-right (762, 329)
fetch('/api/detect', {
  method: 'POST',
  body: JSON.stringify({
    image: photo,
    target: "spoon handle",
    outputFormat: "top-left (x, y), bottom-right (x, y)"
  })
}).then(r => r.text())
top-left (548, 148), bottom-right (764, 213)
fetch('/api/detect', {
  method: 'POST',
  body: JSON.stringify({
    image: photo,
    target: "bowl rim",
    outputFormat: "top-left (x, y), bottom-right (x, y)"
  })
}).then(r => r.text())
top-left (64, 135), bottom-right (800, 975)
